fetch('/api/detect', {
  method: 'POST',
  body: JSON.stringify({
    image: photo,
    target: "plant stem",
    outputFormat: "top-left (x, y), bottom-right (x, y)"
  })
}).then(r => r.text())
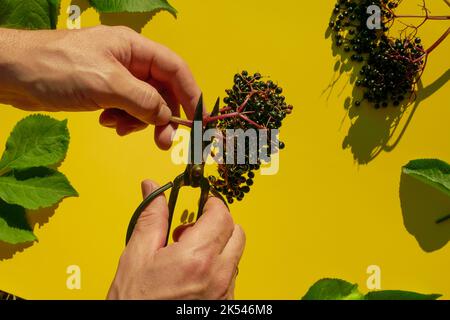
top-left (394, 15), bottom-right (450, 20)
top-left (436, 214), bottom-right (450, 224)
top-left (412, 27), bottom-right (450, 63)
top-left (206, 112), bottom-right (241, 123)
top-left (426, 27), bottom-right (450, 54)
top-left (170, 116), bottom-right (193, 128)
top-left (239, 114), bottom-right (265, 129)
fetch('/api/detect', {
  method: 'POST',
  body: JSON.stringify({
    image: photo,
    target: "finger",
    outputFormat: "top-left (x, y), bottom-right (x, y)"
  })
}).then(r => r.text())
top-left (180, 197), bottom-right (234, 254)
top-left (116, 118), bottom-right (148, 136)
top-left (99, 109), bottom-right (148, 136)
top-left (125, 33), bottom-right (201, 120)
top-left (226, 278), bottom-right (236, 300)
top-left (149, 79), bottom-right (180, 150)
top-left (172, 223), bottom-right (194, 243)
top-left (221, 224), bottom-right (246, 264)
top-left (99, 109), bottom-right (120, 128)
top-left (109, 69), bottom-right (172, 126)
top-left (128, 180), bottom-right (169, 254)
top-left (220, 225), bottom-right (245, 299)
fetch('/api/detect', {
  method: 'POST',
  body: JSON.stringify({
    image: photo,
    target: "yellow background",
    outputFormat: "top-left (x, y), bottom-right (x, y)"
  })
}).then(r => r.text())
top-left (0, 0), bottom-right (449, 299)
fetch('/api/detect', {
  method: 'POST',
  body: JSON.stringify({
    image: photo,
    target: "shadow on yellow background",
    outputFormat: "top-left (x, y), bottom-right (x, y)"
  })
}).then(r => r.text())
top-left (400, 173), bottom-right (450, 252)
top-left (325, 8), bottom-right (450, 165)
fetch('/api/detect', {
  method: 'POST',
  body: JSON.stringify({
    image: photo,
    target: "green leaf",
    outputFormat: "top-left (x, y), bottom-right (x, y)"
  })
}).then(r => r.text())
top-left (0, 167), bottom-right (78, 210)
top-left (366, 290), bottom-right (441, 300)
top-left (0, 0), bottom-right (61, 30)
top-left (303, 278), bottom-right (442, 301)
top-left (403, 159), bottom-right (450, 197)
top-left (89, 0), bottom-right (177, 17)
top-left (302, 278), bottom-right (365, 300)
top-left (0, 114), bottom-right (69, 172)
top-left (0, 200), bottom-right (36, 244)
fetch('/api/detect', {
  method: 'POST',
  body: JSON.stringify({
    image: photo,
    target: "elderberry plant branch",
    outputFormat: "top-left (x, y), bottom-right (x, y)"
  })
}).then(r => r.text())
top-left (425, 27), bottom-right (450, 54)
top-left (394, 15), bottom-right (449, 19)
top-left (412, 27), bottom-right (450, 62)
top-left (170, 90), bottom-right (270, 130)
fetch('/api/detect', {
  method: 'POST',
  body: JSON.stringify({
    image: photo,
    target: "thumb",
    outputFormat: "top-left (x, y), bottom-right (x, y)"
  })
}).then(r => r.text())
top-left (110, 70), bottom-right (172, 126)
top-left (128, 180), bottom-right (169, 253)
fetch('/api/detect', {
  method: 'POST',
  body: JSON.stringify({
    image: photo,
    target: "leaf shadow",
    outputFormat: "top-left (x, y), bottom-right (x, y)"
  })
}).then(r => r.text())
top-left (70, 0), bottom-right (90, 15)
top-left (0, 241), bottom-right (33, 262)
top-left (99, 12), bottom-right (158, 33)
top-left (0, 204), bottom-right (59, 261)
top-left (400, 172), bottom-right (450, 252)
top-left (324, 9), bottom-right (450, 165)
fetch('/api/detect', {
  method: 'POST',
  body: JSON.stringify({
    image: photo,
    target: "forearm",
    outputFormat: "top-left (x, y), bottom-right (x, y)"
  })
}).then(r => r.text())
top-left (0, 28), bottom-right (72, 110)
top-left (0, 29), bottom-right (20, 90)
top-left (0, 28), bottom-right (39, 102)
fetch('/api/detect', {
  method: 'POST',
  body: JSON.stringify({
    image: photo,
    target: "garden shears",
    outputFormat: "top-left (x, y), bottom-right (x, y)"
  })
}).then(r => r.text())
top-left (125, 94), bottom-right (225, 246)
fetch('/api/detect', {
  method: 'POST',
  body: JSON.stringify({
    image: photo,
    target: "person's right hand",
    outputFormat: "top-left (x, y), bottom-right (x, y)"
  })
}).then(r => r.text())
top-left (0, 26), bottom-right (201, 149)
top-left (107, 180), bottom-right (246, 300)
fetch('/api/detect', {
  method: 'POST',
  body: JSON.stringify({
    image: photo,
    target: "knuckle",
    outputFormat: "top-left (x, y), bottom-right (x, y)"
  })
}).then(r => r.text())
top-left (235, 224), bottom-right (246, 243)
top-left (175, 58), bottom-right (189, 72)
top-left (141, 86), bottom-right (158, 109)
top-left (91, 25), bottom-right (107, 32)
top-left (219, 209), bottom-right (234, 231)
top-left (113, 25), bottom-right (134, 35)
top-left (183, 251), bottom-right (214, 277)
top-left (211, 277), bottom-right (230, 300)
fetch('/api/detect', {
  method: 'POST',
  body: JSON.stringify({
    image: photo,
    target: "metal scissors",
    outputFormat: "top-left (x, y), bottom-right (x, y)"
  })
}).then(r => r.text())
top-left (125, 94), bottom-right (225, 245)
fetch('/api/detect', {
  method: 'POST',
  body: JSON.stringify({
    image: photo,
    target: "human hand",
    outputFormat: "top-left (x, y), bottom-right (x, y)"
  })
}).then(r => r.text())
top-left (0, 26), bottom-right (200, 149)
top-left (107, 180), bottom-right (246, 300)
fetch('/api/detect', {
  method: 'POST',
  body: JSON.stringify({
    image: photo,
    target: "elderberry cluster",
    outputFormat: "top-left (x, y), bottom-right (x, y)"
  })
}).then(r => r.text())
top-left (208, 71), bottom-right (293, 204)
top-left (330, 0), bottom-right (426, 107)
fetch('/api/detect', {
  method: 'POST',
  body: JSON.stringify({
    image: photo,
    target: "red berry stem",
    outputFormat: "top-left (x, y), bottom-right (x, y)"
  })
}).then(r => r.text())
top-left (425, 26), bottom-right (450, 55)
top-left (412, 27), bottom-right (450, 63)
top-left (394, 15), bottom-right (450, 20)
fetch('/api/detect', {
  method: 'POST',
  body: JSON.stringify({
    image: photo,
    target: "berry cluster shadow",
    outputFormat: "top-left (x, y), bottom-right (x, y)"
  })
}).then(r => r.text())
top-left (325, 0), bottom-right (449, 165)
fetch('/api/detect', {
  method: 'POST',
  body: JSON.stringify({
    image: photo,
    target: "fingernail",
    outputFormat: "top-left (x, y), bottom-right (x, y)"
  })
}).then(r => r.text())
top-left (100, 113), bottom-right (118, 128)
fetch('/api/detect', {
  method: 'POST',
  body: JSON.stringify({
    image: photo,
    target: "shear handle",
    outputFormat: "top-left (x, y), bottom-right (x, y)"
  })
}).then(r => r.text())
top-left (125, 181), bottom-right (174, 245)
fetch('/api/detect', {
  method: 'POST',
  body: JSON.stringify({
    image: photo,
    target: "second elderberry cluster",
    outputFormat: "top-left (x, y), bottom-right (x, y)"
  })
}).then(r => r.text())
top-left (330, 0), bottom-right (426, 108)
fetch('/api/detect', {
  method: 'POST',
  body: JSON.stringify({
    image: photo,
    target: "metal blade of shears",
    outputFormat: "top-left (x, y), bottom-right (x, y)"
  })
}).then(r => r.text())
top-left (188, 94), bottom-right (204, 166)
